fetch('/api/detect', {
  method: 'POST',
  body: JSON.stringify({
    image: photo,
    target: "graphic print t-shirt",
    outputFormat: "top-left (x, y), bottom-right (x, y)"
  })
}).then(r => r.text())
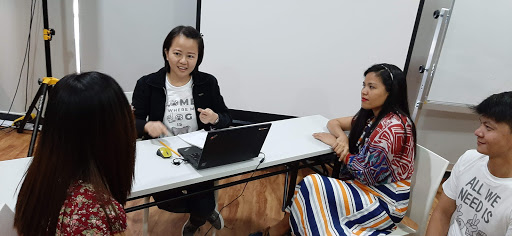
top-left (163, 76), bottom-right (198, 136)
top-left (443, 149), bottom-right (512, 236)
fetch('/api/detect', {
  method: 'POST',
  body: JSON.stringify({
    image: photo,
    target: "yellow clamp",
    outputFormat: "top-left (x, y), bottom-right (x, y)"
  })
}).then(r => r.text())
top-left (43, 29), bottom-right (53, 41)
top-left (42, 77), bottom-right (59, 85)
top-left (12, 114), bottom-right (36, 127)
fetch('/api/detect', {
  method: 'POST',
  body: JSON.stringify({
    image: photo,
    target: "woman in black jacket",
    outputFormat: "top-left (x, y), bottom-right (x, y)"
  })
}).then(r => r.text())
top-left (132, 25), bottom-right (232, 235)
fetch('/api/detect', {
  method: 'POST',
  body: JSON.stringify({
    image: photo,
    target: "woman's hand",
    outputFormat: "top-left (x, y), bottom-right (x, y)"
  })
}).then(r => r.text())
top-left (313, 133), bottom-right (350, 162)
top-left (333, 136), bottom-right (349, 162)
top-left (313, 132), bottom-right (338, 148)
top-left (197, 108), bottom-right (219, 125)
top-left (144, 121), bottom-right (168, 138)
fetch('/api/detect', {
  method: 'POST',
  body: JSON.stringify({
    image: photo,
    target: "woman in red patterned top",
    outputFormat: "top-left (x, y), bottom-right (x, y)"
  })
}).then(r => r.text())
top-left (14, 72), bottom-right (136, 236)
top-left (252, 63), bottom-right (417, 236)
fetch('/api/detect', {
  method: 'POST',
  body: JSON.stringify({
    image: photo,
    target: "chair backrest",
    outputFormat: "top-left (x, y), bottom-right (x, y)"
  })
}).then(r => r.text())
top-left (124, 91), bottom-right (133, 105)
top-left (406, 144), bottom-right (449, 235)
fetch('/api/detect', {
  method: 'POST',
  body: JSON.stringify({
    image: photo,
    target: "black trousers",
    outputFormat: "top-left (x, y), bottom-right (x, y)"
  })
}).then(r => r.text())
top-left (152, 180), bottom-right (216, 226)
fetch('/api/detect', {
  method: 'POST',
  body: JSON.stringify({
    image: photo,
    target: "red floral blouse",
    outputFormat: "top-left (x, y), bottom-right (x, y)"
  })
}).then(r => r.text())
top-left (55, 181), bottom-right (127, 235)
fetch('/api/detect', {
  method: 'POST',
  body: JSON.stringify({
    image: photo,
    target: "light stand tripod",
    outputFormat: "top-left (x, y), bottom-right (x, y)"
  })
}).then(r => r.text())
top-left (17, 0), bottom-right (58, 157)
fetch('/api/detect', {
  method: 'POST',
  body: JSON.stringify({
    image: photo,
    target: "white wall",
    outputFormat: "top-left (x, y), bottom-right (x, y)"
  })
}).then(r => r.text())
top-left (1, 0), bottom-right (196, 114)
top-left (0, 0), bottom-right (75, 114)
top-left (416, 110), bottom-right (479, 168)
top-left (79, 0), bottom-right (197, 92)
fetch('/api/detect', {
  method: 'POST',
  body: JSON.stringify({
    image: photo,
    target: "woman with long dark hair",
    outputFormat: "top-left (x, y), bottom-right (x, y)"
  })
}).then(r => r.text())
top-left (254, 63), bottom-right (416, 235)
top-left (14, 72), bottom-right (136, 235)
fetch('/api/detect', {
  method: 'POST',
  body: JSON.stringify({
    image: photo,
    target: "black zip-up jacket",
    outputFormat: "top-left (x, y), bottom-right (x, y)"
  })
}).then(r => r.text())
top-left (132, 67), bottom-right (232, 139)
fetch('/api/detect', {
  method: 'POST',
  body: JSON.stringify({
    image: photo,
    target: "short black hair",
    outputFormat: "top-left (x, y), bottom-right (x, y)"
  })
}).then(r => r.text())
top-left (162, 25), bottom-right (204, 73)
top-left (472, 91), bottom-right (512, 130)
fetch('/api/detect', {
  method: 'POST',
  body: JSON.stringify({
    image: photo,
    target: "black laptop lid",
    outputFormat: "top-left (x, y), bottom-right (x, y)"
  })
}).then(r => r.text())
top-left (197, 123), bottom-right (271, 169)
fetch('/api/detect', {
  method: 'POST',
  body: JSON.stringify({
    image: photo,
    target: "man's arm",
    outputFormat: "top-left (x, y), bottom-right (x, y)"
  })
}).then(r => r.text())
top-left (426, 191), bottom-right (456, 236)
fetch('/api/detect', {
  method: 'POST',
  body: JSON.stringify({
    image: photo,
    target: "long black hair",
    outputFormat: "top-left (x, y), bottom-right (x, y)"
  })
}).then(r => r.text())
top-left (348, 63), bottom-right (416, 154)
top-left (14, 72), bottom-right (136, 235)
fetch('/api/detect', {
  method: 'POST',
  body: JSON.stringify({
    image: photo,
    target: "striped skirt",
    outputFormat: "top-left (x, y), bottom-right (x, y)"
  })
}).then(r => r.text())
top-left (287, 174), bottom-right (411, 236)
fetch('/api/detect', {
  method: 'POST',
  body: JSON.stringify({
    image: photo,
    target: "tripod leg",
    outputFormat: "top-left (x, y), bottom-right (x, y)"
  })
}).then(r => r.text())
top-left (27, 83), bottom-right (49, 156)
top-left (17, 85), bottom-right (44, 133)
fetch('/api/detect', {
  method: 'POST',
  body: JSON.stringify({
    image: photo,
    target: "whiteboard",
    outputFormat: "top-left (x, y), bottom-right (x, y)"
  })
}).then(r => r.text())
top-left (428, 0), bottom-right (512, 106)
top-left (199, 0), bottom-right (419, 119)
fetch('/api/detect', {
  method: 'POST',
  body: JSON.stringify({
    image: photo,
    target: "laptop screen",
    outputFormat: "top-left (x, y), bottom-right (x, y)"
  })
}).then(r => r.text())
top-left (179, 123), bottom-right (271, 169)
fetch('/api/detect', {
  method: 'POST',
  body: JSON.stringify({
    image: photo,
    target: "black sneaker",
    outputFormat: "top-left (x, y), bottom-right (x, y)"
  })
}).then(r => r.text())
top-left (182, 220), bottom-right (199, 236)
top-left (206, 208), bottom-right (224, 230)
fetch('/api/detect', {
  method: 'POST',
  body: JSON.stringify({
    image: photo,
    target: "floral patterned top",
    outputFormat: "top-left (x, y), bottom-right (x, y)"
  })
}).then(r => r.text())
top-left (55, 181), bottom-right (127, 235)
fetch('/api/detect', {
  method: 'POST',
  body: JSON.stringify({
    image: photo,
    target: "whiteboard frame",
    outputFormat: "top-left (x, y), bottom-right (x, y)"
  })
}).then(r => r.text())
top-left (412, 7), bottom-right (454, 122)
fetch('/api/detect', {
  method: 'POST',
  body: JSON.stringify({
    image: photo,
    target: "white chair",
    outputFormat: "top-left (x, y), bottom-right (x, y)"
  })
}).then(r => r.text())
top-left (389, 144), bottom-right (449, 235)
top-left (0, 204), bottom-right (17, 236)
top-left (124, 91), bottom-right (133, 105)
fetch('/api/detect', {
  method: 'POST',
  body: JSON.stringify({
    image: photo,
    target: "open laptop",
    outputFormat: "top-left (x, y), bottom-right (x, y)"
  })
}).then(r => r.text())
top-left (177, 123), bottom-right (271, 170)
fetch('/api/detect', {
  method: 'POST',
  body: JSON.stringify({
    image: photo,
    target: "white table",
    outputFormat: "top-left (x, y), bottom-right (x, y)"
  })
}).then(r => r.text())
top-left (0, 115), bottom-right (332, 234)
top-left (130, 115), bottom-right (331, 198)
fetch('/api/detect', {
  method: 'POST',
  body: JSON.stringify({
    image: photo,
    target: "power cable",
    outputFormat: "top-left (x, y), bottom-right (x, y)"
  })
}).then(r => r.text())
top-left (1, 0), bottom-right (38, 131)
top-left (203, 153), bottom-right (266, 235)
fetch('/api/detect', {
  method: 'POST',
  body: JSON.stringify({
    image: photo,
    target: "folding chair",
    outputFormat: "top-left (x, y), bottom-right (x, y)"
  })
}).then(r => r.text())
top-left (124, 91), bottom-right (133, 105)
top-left (389, 144), bottom-right (449, 235)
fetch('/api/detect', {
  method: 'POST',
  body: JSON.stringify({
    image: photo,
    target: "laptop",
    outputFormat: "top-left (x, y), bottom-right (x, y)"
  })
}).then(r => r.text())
top-left (178, 123), bottom-right (271, 170)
